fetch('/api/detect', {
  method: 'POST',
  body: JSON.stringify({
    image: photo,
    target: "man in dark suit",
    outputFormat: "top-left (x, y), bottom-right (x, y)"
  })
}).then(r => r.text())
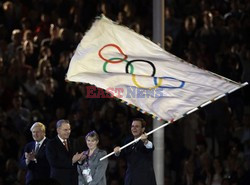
top-left (114, 118), bottom-right (157, 185)
top-left (46, 119), bottom-right (83, 185)
top-left (20, 122), bottom-right (50, 184)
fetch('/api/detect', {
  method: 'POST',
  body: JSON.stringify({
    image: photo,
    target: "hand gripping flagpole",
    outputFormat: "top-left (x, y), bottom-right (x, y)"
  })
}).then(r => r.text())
top-left (100, 121), bottom-right (172, 161)
top-left (100, 82), bottom-right (248, 161)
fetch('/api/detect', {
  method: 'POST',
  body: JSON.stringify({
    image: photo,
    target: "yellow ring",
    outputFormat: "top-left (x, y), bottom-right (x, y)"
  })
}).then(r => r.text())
top-left (132, 74), bottom-right (163, 89)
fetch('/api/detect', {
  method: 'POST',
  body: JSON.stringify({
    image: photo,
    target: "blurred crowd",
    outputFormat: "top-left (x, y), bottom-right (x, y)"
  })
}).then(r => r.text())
top-left (0, 0), bottom-right (250, 185)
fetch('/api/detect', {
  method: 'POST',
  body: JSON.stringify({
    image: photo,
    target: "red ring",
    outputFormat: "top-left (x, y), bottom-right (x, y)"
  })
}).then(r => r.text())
top-left (98, 44), bottom-right (128, 63)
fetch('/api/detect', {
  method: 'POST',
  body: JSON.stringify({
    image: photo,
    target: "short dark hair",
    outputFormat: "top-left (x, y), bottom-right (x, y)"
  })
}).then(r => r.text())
top-left (132, 118), bottom-right (146, 128)
top-left (56, 119), bottom-right (70, 128)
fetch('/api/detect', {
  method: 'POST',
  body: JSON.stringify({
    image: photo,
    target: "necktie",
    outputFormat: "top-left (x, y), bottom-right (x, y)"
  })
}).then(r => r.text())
top-left (132, 142), bottom-right (138, 152)
top-left (63, 140), bottom-right (69, 151)
top-left (35, 143), bottom-right (40, 154)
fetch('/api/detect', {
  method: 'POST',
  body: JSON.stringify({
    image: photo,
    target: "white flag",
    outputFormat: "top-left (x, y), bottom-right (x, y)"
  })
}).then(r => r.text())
top-left (66, 15), bottom-right (244, 121)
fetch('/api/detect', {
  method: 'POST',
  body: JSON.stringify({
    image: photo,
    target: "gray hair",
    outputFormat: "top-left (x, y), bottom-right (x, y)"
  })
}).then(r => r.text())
top-left (56, 119), bottom-right (70, 128)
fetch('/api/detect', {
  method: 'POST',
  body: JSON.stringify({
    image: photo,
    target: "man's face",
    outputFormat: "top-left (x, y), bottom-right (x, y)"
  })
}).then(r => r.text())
top-left (32, 127), bottom-right (45, 142)
top-left (57, 123), bottom-right (71, 140)
top-left (131, 120), bottom-right (145, 138)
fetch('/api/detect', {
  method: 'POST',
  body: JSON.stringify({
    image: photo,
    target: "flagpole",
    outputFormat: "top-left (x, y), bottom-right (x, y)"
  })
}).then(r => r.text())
top-left (100, 82), bottom-right (248, 161)
top-left (153, 0), bottom-right (165, 185)
top-left (99, 121), bottom-right (171, 161)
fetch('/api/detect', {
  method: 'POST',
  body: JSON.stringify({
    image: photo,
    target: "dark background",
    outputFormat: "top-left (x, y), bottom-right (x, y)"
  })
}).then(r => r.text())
top-left (0, 0), bottom-right (250, 185)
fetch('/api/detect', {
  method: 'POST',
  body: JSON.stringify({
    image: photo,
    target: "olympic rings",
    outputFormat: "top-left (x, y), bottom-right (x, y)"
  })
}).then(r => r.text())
top-left (98, 44), bottom-right (128, 63)
top-left (98, 43), bottom-right (185, 89)
top-left (154, 77), bottom-right (185, 89)
top-left (103, 57), bottom-right (134, 73)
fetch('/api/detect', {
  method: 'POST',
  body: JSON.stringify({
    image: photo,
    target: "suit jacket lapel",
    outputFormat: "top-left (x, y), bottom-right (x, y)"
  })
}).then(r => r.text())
top-left (36, 138), bottom-right (47, 155)
top-left (56, 137), bottom-right (70, 152)
top-left (88, 148), bottom-right (99, 163)
top-left (39, 138), bottom-right (47, 151)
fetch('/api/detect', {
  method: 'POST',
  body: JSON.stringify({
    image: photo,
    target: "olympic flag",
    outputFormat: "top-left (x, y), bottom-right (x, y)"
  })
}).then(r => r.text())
top-left (66, 15), bottom-right (246, 122)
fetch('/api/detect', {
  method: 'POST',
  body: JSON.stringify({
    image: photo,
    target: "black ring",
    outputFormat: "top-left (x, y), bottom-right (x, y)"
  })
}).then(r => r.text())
top-left (125, 59), bottom-right (156, 76)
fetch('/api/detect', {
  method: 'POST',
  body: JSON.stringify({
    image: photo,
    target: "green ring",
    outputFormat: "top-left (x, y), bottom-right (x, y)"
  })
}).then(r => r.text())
top-left (103, 57), bottom-right (134, 74)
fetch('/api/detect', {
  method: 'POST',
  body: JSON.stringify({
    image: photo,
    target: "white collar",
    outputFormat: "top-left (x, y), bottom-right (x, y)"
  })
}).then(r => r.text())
top-left (57, 135), bottom-right (67, 143)
top-left (36, 137), bottom-right (46, 146)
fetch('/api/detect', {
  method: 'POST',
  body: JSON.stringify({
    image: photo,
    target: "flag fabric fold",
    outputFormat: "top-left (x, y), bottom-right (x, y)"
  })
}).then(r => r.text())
top-left (66, 15), bottom-right (244, 121)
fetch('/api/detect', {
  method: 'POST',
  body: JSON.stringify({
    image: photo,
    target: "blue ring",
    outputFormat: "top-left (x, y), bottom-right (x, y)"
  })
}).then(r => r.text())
top-left (154, 77), bottom-right (185, 89)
